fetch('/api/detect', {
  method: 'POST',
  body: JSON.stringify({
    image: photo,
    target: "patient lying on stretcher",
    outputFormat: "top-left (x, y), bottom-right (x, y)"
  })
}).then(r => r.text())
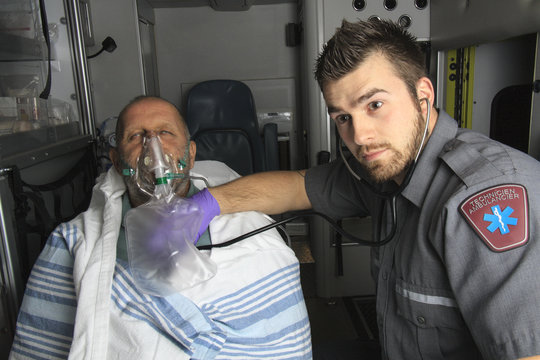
top-left (10, 96), bottom-right (312, 360)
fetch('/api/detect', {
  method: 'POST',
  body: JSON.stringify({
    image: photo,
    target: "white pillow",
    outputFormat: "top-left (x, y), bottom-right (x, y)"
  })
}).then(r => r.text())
top-left (191, 160), bottom-right (240, 188)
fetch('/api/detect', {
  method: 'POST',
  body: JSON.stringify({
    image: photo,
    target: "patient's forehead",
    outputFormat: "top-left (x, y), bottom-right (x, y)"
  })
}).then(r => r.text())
top-left (125, 98), bottom-right (181, 123)
top-left (119, 98), bottom-right (186, 138)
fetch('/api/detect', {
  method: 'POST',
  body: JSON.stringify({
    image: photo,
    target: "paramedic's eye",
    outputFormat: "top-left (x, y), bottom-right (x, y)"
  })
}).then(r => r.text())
top-left (368, 101), bottom-right (383, 111)
top-left (335, 114), bottom-right (352, 125)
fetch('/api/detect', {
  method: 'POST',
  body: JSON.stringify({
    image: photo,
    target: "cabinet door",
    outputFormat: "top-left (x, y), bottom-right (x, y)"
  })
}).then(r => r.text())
top-left (0, 0), bottom-right (93, 167)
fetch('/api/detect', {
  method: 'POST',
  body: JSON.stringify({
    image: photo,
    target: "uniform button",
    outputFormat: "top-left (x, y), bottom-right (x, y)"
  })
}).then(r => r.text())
top-left (382, 272), bottom-right (388, 280)
top-left (416, 316), bottom-right (426, 325)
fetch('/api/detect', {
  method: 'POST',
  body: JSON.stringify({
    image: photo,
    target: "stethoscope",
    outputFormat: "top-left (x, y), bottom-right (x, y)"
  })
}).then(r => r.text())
top-left (197, 98), bottom-right (432, 250)
top-left (336, 97), bottom-right (431, 246)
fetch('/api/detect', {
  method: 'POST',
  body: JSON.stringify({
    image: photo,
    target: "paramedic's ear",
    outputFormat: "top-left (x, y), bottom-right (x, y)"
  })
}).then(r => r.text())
top-left (188, 141), bottom-right (196, 169)
top-left (416, 76), bottom-right (435, 109)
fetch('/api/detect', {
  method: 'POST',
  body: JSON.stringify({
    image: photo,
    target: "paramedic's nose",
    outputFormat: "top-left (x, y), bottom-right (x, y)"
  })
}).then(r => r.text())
top-left (351, 114), bottom-right (375, 145)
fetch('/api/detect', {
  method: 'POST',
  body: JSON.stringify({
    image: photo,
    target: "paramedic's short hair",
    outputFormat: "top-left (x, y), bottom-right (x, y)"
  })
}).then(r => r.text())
top-left (115, 95), bottom-right (190, 146)
top-left (314, 19), bottom-right (427, 102)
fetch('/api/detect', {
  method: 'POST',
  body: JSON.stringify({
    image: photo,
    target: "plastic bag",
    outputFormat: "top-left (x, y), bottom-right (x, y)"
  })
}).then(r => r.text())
top-left (125, 195), bottom-right (217, 296)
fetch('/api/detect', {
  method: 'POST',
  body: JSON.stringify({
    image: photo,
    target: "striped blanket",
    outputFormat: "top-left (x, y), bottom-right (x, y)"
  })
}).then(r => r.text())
top-left (10, 164), bottom-right (312, 359)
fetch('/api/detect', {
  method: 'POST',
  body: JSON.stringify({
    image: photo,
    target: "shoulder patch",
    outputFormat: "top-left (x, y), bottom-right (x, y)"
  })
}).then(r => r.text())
top-left (459, 184), bottom-right (529, 252)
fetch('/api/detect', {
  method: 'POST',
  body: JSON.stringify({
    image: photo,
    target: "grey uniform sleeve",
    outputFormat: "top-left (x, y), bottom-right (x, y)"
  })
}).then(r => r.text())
top-left (305, 159), bottom-right (373, 220)
top-left (437, 179), bottom-right (540, 358)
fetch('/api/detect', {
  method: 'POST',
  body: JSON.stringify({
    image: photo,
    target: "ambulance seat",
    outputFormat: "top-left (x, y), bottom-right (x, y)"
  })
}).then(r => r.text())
top-left (185, 79), bottom-right (279, 176)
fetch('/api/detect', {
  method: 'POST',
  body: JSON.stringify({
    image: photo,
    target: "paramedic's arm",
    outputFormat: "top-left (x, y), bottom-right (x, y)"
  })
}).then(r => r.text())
top-left (520, 356), bottom-right (540, 359)
top-left (209, 170), bottom-right (311, 215)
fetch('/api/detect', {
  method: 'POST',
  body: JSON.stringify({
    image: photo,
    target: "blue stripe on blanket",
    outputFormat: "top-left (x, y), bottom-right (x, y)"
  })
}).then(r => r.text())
top-left (12, 312), bottom-right (73, 359)
top-left (224, 306), bottom-right (310, 345)
top-left (17, 311), bottom-right (74, 338)
top-left (29, 271), bottom-right (74, 291)
top-left (111, 261), bottom-right (227, 356)
top-left (109, 292), bottom-right (194, 353)
top-left (47, 231), bottom-right (70, 249)
top-left (205, 263), bottom-right (311, 359)
top-left (224, 320), bottom-right (311, 348)
top-left (217, 343), bottom-right (312, 360)
top-left (10, 223), bottom-right (77, 360)
top-left (33, 258), bottom-right (73, 277)
top-left (113, 262), bottom-right (198, 339)
top-left (110, 260), bottom-right (310, 359)
top-left (202, 264), bottom-right (304, 326)
top-left (45, 223), bottom-right (78, 253)
top-left (216, 320), bottom-right (312, 359)
top-left (26, 274), bottom-right (76, 298)
top-left (56, 222), bottom-right (78, 252)
top-left (212, 287), bottom-right (305, 330)
top-left (12, 332), bottom-right (71, 355)
top-left (23, 258), bottom-right (77, 307)
top-left (10, 344), bottom-right (66, 360)
top-left (205, 263), bottom-right (299, 310)
top-left (24, 288), bottom-right (76, 307)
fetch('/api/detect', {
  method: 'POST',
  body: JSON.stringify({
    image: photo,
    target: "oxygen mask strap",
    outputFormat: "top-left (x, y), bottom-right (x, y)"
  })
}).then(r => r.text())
top-left (168, 142), bottom-right (190, 178)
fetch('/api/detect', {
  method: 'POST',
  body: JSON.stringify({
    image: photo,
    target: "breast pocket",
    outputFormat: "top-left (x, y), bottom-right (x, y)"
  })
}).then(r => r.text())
top-left (394, 279), bottom-right (480, 360)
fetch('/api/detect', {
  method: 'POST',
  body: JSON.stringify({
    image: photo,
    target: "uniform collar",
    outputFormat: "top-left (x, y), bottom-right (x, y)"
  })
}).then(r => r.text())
top-left (400, 111), bottom-right (458, 208)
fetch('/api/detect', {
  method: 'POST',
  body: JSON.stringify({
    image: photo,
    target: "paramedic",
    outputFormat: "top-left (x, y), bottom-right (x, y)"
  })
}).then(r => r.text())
top-left (192, 20), bottom-right (540, 359)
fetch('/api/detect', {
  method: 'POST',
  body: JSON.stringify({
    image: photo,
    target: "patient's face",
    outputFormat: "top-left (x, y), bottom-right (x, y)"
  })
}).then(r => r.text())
top-left (112, 98), bottom-right (196, 206)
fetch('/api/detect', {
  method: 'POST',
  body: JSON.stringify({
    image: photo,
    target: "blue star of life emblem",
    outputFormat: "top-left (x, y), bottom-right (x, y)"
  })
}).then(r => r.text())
top-left (460, 184), bottom-right (529, 252)
top-left (483, 205), bottom-right (518, 235)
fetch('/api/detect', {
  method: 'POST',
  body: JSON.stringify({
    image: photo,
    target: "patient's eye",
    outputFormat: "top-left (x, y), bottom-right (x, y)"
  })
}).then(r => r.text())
top-left (160, 130), bottom-right (174, 136)
top-left (127, 132), bottom-right (143, 143)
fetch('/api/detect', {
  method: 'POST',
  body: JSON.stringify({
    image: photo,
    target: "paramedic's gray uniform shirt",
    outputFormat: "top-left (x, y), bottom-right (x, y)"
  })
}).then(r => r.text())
top-left (305, 111), bottom-right (540, 359)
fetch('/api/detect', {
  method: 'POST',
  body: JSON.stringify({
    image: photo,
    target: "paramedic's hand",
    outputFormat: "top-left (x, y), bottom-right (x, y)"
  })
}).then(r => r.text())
top-left (189, 188), bottom-right (220, 241)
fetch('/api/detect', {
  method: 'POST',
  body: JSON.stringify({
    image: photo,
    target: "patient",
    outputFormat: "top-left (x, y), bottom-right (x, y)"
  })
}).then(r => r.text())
top-left (10, 96), bottom-right (312, 359)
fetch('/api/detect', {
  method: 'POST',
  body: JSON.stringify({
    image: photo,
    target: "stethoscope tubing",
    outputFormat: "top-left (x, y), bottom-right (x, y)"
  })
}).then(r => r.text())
top-left (197, 98), bottom-right (431, 249)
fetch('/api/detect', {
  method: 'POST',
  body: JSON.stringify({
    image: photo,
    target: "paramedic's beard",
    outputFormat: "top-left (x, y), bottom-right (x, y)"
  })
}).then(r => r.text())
top-left (360, 112), bottom-right (426, 184)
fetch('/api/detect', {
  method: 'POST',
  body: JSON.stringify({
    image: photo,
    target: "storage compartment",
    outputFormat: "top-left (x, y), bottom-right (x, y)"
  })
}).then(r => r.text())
top-left (0, 0), bottom-right (81, 161)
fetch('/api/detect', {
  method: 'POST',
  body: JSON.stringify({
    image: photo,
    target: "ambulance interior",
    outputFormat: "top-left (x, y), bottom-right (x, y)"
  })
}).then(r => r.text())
top-left (0, 0), bottom-right (539, 357)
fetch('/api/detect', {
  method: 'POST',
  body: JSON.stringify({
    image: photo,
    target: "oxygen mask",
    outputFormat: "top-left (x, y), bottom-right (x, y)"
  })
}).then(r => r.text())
top-left (124, 134), bottom-right (217, 296)
top-left (123, 134), bottom-right (190, 202)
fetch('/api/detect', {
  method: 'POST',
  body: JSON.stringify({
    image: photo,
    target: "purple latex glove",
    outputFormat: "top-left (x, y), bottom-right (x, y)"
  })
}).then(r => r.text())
top-left (189, 188), bottom-right (221, 241)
